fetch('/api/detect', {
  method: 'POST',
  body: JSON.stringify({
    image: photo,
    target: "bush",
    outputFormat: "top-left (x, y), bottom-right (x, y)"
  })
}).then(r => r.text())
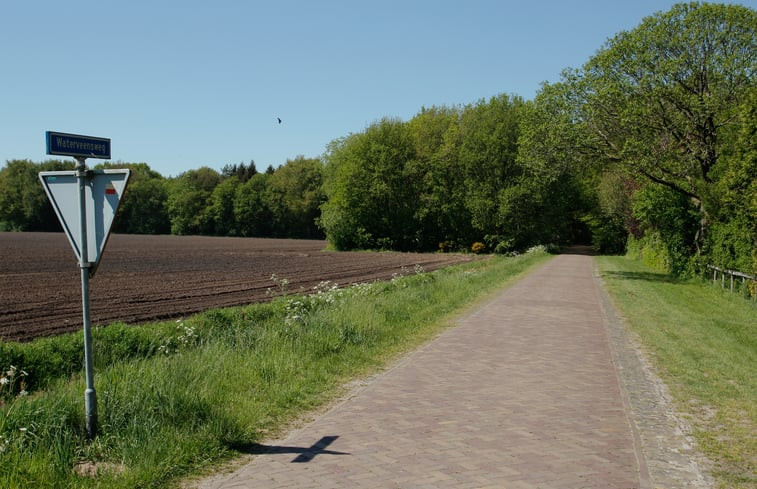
top-left (631, 185), bottom-right (699, 276)
top-left (704, 216), bottom-right (755, 274)
top-left (471, 242), bottom-right (485, 254)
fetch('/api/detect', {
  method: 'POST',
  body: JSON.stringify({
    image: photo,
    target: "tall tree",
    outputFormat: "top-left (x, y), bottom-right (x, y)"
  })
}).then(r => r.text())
top-left (207, 177), bottom-right (241, 236)
top-left (321, 118), bottom-right (417, 250)
top-left (459, 94), bottom-right (541, 251)
top-left (234, 172), bottom-right (273, 237)
top-left (406, 106), bottom-right (471, 249)
top-left (705, 86), bottom-right (757, 272)
top-left (264, 156), bottom-right (325, 239)
top-left (96, 162), bottom-right (171, 235)
top-left (579, 2), bottom-right (757, 247)
top-left (166, 167), bottom-right (221, 235)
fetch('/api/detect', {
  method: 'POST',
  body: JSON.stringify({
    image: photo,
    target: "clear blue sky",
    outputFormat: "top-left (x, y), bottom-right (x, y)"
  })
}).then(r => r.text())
top-left (2, 1), bottom-right (754, 177)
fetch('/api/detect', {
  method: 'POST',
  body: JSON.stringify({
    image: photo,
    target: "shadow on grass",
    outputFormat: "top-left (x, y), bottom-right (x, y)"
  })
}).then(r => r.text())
top-left (232, 435), bottom-right (349, 463)
top-left (602, 270), bottom-right (679, 284)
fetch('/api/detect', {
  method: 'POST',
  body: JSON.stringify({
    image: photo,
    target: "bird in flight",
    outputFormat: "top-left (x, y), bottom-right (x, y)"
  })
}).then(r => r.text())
top-left (277, 117), bottom-right (282, 124)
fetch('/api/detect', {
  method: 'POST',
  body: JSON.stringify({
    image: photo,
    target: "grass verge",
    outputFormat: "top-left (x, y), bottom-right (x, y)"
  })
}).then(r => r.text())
top-left (0, 250), bottom-right (551, 488)
top-left (596, 256), bottom-right (756, 489)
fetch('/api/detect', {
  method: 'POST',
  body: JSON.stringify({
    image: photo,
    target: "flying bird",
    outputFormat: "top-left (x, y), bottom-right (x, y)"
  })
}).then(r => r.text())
top-left (277, 117), bottom-right (282, 124)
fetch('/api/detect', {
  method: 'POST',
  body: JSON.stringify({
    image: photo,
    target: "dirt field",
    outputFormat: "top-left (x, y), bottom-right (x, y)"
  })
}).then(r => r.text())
top-left (0, 233), bottom-right (476, 342)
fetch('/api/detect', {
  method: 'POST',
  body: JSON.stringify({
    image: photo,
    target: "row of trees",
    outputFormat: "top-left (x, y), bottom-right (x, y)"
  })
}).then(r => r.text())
top-left (0, 157), bottom-right (325, 240)
top-left (320, 97), bottom-right (587, 252)
top-left (1, 2), bottom-right (754, 277)
top-left (519, 2), bottom-right (756, 274)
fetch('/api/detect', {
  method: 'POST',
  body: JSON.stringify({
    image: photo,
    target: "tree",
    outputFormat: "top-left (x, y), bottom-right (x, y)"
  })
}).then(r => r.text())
top-left (234, 173), bottom-right (273, 237)
top-left (459, 95), bottom-right (524, 238)
top-left (207, 177), bottom-right (241, 236)
top-left (264, 156), bottom-right (325, 239)
top-left (579, 2), bottom-right (757, 248)
top-left (320, 118), bottom-right (417, 250)
top-left (221, 160), bottom-right (258, 182)
top-left (0, 159), bottom-right (73, 231)
top-left (705, 86), bottom-right (757, 272)
top-left (96, 162), bottom-right (171, 235)
top-left (166, 167), bottom-right (221, 235)
top-left (517, 78), bottom-right (602, 182)
top-left (406, 106), bottom-right (471, 250)
top-left (631, 183), bottom-right (700, 274)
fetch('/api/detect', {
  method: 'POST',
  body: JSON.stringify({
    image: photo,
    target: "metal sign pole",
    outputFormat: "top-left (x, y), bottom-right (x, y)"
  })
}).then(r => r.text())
top-left (75, 156), bottom-right (98, 440)
top-left (43, 131), bottom-right (123, 441)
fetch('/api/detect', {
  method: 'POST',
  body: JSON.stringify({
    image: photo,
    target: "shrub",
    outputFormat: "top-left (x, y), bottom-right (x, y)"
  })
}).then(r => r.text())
top-left (631, 185), bottom-right (699, 276)
top-left (471, 242), bottom-right (485, 254)
top-left (704, 216), bottom-right (755, 274)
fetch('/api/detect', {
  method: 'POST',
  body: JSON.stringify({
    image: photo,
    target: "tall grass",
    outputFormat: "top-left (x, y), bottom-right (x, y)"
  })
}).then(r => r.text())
top-left (0, 251), bottom-right (550, 488)
top-left (597, 256), bottom-right (756, 489)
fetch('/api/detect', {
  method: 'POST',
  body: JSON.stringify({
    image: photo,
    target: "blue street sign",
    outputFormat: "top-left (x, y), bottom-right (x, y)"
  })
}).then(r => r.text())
top-left (46, 131), bottom-right (111, 159)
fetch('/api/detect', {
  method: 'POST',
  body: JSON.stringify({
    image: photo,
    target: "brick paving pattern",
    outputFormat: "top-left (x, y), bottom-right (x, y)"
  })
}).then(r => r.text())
top-left (195, 254), bottom-right (710, 488)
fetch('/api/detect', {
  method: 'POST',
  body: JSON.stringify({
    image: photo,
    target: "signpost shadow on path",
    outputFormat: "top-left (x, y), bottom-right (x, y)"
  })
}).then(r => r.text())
top-left (234, 435), bottom-right (349, 463)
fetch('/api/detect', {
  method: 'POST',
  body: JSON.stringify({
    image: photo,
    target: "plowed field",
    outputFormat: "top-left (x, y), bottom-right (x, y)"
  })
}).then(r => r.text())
top-left (1, 233), bottom-right (476, 342)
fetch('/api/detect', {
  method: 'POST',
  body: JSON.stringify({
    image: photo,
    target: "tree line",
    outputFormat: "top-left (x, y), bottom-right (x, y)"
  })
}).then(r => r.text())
top-left (0, 157), bottom-right (325, 240)
top-left (1, 2), bottom-right (755, 278)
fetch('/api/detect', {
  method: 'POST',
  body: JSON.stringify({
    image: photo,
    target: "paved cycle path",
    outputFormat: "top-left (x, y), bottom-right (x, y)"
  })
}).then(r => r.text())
top-left (195, 253), bottom-right (711, 488)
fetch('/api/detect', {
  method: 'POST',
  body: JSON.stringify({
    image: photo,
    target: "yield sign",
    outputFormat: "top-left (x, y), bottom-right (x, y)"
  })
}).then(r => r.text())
top-left (39, 169), bottom-right (130, 277)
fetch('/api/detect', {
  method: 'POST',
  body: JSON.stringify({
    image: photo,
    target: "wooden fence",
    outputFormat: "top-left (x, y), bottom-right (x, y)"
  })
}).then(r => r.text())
top-left (706, 265), bottom-right (756, 298)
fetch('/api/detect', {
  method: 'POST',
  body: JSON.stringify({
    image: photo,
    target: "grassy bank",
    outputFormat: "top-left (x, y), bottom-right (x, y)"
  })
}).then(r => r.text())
top-left (596, 256), bottom-right (756, 489)
top-left (0, 250), bottom-right (551, 488)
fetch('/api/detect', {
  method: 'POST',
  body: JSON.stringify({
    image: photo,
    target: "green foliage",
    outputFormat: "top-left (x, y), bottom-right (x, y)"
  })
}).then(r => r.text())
top-left (264, 156), bottom-right (325, 239)
top-left (321, 118), bottom-right (418, 250)
top-left (582, 214), bottom-right (627, 254)
top-left (706, 86), bottom-right (757, 274)
top-left (406, 106), bottom-right (472, 249)
top-left (0, 159), bottom-right (73, 231)
top-left (221, 160), bottom-right (258, 182)
top-left (321, 96), bottom-right (580, 252)
top-left (207, 177), bottom-right (240, 236)
top-left (580, 172), bottom-right (640, 254)
top-left (166, 167), bottom-right (221, 235)
top-left (234, 173), bottom-right (273, 237)
top-left (95, 162), bottom-right (171, 235)
top-left (705, 216), bottom-right (755, 274)
top-left (459, 95), bottom-right (523, 235)
top-left (630, 184), bottom-right (700, 274)
top-left (521, 2), bottom-right (757, 265)
top-left (582, 2), bottom-right (756, 199)
top-left (517, 78), bottom-right (597, 180)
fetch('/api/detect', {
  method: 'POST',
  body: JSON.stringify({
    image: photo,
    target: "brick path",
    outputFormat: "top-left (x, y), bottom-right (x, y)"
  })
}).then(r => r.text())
top-left (194, 253), bottom-right (711, 489)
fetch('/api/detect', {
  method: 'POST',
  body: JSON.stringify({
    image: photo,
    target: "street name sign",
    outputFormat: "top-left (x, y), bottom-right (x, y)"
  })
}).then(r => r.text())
top-left (39, 169), bottom-right (130, 277)
top-left (46, 131), bottom-right (111, 160)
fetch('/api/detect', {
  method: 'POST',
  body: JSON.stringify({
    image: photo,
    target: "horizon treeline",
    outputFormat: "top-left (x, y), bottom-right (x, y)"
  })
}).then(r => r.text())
top-left (1, 2), bottom-right (755, 278)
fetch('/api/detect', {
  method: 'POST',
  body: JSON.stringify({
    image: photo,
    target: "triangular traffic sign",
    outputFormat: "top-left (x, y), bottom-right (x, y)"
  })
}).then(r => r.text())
top-left (39, 169), bottom-right (130, 277)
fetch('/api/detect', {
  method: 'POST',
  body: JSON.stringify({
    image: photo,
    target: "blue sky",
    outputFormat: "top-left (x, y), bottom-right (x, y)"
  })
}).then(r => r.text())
top-left (2, 1), bottom-right (755, 177)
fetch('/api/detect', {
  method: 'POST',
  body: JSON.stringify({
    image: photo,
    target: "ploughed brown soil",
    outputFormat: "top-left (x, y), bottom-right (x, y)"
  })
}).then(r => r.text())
top-left (1, 233), bottom-right (477, 342)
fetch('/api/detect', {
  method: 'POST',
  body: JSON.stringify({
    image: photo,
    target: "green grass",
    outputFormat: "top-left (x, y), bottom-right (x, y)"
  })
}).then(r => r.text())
top-left (596, 256), bottom-right (756, 489)
top-left (0, 251), bottom-right (551, 488)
